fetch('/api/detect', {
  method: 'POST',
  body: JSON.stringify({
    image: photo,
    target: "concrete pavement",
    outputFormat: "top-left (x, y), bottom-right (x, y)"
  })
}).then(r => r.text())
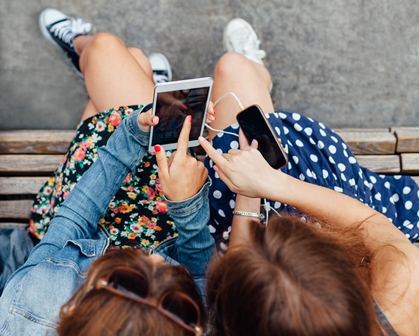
top-left (1, 0), bottom-right (419, 130)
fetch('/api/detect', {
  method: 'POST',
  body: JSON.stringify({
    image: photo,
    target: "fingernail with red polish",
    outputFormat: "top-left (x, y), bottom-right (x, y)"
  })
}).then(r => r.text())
top-left (154, 145), bottom-right (161, 153)
top-left (187, 115), bottom-right (192, 122)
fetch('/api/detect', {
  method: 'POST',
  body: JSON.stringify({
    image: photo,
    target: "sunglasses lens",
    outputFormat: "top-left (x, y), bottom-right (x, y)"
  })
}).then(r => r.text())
top-left (109, 269), bottom-right (149, 298)
top-left (161, 293), bottom-right (199, 327)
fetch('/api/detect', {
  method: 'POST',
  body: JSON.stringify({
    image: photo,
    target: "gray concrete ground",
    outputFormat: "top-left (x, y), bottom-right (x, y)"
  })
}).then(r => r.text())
top-left (1, 0), bottom-right (419, 130)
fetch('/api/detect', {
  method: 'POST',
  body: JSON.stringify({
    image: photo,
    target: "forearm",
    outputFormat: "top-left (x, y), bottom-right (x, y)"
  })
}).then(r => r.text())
top-left (46, 110), bottom-right (149, 243)
top-left (265, 170), bottom-right (378, 228)
top-left (167, 180), bottom-right (215, 275)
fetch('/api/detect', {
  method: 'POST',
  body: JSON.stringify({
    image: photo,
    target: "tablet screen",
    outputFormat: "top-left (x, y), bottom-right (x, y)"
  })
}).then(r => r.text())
top-left (150, 87), bottom-right (211, 147)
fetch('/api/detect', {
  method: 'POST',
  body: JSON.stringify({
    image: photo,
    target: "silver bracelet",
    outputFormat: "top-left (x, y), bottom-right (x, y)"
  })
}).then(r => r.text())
top-left (232, 210), bottom-right (265, 221)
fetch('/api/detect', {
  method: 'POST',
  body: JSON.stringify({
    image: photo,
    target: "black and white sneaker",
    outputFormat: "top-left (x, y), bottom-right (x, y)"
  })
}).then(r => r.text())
top-left (148, 53), bottom-right (173, 84)
top-left (39, 8), bottom-right (93, 78)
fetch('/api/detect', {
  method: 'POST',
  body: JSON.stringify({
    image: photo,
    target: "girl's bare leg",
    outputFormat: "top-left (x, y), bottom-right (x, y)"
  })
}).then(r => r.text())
top-left (209, 52), bottom-right (273, 140)
top-left (74, 33), bottom-right (155, 122)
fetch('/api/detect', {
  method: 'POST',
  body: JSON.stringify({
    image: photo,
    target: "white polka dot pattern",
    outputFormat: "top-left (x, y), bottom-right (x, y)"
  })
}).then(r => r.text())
top-left (205, 111), bottom-right (419, 244)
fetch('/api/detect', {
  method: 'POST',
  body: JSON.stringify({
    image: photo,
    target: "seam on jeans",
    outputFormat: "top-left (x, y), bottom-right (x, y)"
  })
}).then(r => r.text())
top-left (9, 305), bottom-right (58, 329)
top-left (46, 258), bottom-right (88, 277)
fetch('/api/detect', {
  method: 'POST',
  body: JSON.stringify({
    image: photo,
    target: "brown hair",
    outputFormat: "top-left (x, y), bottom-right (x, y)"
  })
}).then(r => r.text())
top-left (206, 216), bottom-right (383, 336)
top-left (58, 249), bottom-right (206, 336)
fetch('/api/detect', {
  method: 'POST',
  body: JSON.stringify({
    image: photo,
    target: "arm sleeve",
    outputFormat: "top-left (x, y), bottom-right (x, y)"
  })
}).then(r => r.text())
top-left (165, 178), bottom-right (215, 276)
top-left (23, 109), bottom-right (150, 265)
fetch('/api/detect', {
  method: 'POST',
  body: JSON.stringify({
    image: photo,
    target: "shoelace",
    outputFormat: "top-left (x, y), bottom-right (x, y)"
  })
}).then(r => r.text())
top-left (229, 28), bottom-right (266, 60)
top-left (50, 18), bottom-right (92, 45)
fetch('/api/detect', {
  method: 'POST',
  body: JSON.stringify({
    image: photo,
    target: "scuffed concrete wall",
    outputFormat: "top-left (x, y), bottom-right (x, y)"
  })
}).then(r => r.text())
top-left (1, 0), bottom-right (419, 129)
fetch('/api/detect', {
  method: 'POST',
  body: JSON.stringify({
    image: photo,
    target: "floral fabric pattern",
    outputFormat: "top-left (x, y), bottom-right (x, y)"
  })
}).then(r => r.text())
top-left (30, 105), bottom-right (177, 249)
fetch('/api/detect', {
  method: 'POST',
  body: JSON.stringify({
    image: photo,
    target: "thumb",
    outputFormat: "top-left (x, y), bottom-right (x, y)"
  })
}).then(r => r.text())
top-left (138, 112), bottom-right (159, 132)
top-left (238, 129), bottom-right (251, 149)
top-left (154, 145), bottom-right (169, 177)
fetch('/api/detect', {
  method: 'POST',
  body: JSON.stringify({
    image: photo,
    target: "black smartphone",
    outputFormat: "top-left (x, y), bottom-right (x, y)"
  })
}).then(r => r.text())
top-left (236, 104), bottom-right (288, 169)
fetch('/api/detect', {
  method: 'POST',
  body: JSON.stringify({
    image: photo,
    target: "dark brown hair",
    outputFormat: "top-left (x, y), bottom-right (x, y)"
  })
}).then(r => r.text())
top-left (58, 249), bottom-right (206, 336)
top-left (206, 216), bottom-right (383, 336)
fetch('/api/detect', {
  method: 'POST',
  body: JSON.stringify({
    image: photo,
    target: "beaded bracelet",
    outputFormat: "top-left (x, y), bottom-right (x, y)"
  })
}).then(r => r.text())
top-left (232, 210), bottom-right (265, 221)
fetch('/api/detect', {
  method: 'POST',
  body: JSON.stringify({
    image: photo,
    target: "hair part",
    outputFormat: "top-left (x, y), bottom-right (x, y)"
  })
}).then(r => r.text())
top-left (206, 216), bottom-right (384, 336)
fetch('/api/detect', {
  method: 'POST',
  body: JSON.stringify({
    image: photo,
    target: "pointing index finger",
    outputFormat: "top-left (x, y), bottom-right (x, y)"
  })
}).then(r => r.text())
top-left (198, 136), bottom-right (228, 170)
top-left (177, 115), bottom-right (192, 155)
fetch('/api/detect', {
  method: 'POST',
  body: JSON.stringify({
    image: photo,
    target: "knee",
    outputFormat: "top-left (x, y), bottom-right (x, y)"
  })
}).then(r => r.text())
top-left (80, 32), bottom-right (125, 71)
top-left (83, 32), bottom-right (124, 58)
top-left (214, 52), bottom-right (249, 78)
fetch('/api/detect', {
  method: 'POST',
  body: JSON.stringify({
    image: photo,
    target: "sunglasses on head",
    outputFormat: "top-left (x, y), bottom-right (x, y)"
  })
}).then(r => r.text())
top-left (81, 266), bottom-right (203, 336)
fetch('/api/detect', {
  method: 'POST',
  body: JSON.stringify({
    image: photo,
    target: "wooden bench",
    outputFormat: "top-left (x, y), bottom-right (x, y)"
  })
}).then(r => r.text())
top-left (1, 128), bottom-right (419, 228)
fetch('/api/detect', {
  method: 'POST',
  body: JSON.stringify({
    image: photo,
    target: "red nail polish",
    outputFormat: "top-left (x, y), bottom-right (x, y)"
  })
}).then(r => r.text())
top-left (187, 115), bottom-right (192, 122)
top-left (154, 145), bottom-right (161, 153)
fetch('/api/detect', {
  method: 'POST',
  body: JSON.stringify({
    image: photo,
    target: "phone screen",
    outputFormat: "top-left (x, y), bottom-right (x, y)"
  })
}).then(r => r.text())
top-left (237, 105), bottom-right (288, 169)
top-left (150, 87), bottom-right (211, 147)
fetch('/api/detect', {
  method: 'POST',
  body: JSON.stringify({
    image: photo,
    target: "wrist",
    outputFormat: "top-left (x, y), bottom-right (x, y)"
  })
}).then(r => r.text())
top-left (232, 210), bottom-right (265, 222)
top-left (235, 194), bottom-right (261, 213)
top-left (259, 169), bottom-right (285, 201)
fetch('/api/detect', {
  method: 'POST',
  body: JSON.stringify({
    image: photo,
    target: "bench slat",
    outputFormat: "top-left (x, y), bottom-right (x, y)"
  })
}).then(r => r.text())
top-left (335, 131), bottom-right (396, 155)
top-left (0, 177), bottom-right (48, 194)
top-left (0, 200), bottom-right (33, 219)
top-left (0, 155), bottom-right (63, 174)
top-left (0, 130), bottom-right (74, 154)
top-left (401, 154), bottom-right (419, 174)
top-left (0, 222), bottom-right (29, 228)
top-left (355, 155), bottom-right (400, 173)
top-left (333, 128), bottom-right (390, 132)
top-left (392, 128), bottom-right (419, 153)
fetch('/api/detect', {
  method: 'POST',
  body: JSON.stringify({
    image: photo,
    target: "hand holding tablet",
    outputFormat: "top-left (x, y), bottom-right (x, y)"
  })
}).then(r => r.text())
top-left (148, 77), bottom-right (214, 152)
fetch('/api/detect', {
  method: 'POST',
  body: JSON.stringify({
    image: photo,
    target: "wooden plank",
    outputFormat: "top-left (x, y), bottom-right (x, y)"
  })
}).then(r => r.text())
top-left (335, 131), bottom-right (396, 155)
top-left (0, 177), bottom-right (47, 194)
top-left (412, 176), bottom-right (419, 185)
top-left (0, 155), bottom-right (62, 174)
top-left (393, 128), bottom-right (419, 153)
top-left (0, 222), bottom-right (29, 228)
top-left (0, 200), bottom-right (33, 219)
top-left (334, 128), bottom-right (390, 132)
top-left (355, 155), bottom-right (400, 173)
top-left (401, 153), bottom-right (419, 174)
top-left (0, 130), bottom-right (74, 154)
top-left (391, 127), bottom-right (419, 132)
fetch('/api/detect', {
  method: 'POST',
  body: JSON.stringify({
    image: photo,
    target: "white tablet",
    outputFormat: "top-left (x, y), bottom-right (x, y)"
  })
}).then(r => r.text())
top-left (148, 77), bottom-right (213, 152)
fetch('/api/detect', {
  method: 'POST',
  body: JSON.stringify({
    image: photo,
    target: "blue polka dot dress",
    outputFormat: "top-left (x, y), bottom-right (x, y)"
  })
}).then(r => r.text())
top-left (205, 111), bottom-right (419, 244)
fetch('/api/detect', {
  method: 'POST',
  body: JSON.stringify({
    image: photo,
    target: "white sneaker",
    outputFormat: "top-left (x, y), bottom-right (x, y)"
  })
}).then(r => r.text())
top-left (39, 8), bottom-right (93, 78)
top-left (148, 53), bottom-right (173, 84)
top-left (223, 18), bottom-right (266, 65)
